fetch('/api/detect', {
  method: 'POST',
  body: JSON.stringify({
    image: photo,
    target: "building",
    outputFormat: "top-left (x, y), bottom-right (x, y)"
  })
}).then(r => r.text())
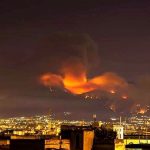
top-left (10, 139), bottom-right (44, 150)
top-left (45, 138), bottom-right (70, 150)
top-left (113, 125), bottom-right (124, 139)
top-left (61, 125), bottom-right (94, 150)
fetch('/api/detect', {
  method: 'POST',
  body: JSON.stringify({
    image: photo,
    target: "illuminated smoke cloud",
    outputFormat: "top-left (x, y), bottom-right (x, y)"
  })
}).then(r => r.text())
top-left (39, 33), bottom-right (150, 114)
top-left (39, 33), bottom-right (128, 97)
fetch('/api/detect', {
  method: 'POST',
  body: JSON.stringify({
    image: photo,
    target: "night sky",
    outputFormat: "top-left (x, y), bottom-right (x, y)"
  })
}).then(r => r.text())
top-left (0, 1), bottom-right (150, 119)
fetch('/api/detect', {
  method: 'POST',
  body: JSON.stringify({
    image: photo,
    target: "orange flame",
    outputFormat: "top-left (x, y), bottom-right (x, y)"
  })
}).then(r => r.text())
top-left (122, 95), bottom-right (128, 100)
top-left (109, 104), bottom-right (116, 112)
top-left (138, 108), bottom-right (147, 114)
top-left (40, 63), bottom-right (128, 95)
top-left (40, 73), bottom-right (63, 87)
top-left (110, 90), bottom-right (116, 94)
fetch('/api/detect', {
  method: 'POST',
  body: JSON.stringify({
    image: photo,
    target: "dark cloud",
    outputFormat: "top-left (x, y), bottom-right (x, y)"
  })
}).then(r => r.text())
top-left (35, 32), bottom-right (99, 73)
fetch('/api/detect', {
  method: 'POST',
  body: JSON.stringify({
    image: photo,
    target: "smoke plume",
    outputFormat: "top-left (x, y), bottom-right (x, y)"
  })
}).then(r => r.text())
top-left (40, 33), bottom-right (128, 99)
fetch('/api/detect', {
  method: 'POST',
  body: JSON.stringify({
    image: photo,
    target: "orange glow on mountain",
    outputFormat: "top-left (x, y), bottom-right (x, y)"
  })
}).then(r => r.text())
top-left (110, 89), bottom-right (116, 94)
top-left (138, 108), bottom-right (147, 114)
top-left (122, 95), bottom-right (128, 100)
top-left (40, 64), bottom-right (127, 95)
